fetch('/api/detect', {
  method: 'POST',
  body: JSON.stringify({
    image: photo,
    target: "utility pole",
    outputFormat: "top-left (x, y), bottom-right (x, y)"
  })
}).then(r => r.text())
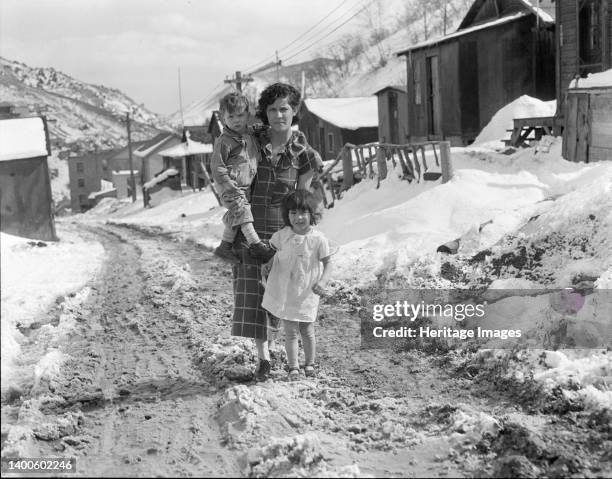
top-left (126, 112), bottom-right (136, 203)
top-left (224, 71), bottom-right (253, 93)
top-left (178, 67), bottom-right (185, 129)
top-left (275, 51), bottom-right (281, 82)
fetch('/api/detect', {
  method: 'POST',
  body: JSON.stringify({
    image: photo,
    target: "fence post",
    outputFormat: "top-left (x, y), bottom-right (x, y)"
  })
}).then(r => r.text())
top-left (440, 141), bottom-right (453, 183)
top-left (341, 147), bottom-right (354, 190)
top-left (376, 147), bottom-right (387, 180)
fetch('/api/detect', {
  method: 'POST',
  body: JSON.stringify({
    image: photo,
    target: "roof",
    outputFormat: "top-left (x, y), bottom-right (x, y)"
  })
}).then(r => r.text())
top-left (158, 138), bottom-right (213, 158)
top-left (397, 0), bottom-right (554, 56)
top-left (183, 125), bottom-right (213, 143)
top-left (0, 117), bottom-right (49, 162)
top-left (133, 132), bottom-right (179, 158)
top-left (569, 69), bottom-right (612, 90)
top-left (373, 85), bottom-right (407, 96)
top-left (303, 97), bottom-right (378, 130)
top-left (459, 0), bottom-right (554, 30)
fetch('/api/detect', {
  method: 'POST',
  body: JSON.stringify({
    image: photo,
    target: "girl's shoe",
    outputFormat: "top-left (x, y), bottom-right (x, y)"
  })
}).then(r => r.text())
top-left (255, 360), bottom-right (271, 382)
top-left (288, 368), bottom-right (300, 381)
top-left (304, 365), bottom-right (316, 378)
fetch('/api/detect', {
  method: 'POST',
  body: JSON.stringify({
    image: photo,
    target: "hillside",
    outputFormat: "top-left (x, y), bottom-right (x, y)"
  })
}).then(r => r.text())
top-left (0, 57), bottom-right (171, 152)
top-left (173, 0), bottom-right (472, 126)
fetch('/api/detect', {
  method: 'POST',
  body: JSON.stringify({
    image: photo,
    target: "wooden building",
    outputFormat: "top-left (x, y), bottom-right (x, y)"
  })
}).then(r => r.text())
top-left (555, 0), bottom-right (612, 114)
top-left (158, 131), bottom-right (213, 190)
top-left (398, 0), bottom-right (556, 145)
top-left (299, 97), bottom-right (378, 162)
top-left (0, 117), bottom-right (57, 240)
top-left (374, 86), bottom-right (408, 144)
top-left (134, 132), bottom-right (182, 184)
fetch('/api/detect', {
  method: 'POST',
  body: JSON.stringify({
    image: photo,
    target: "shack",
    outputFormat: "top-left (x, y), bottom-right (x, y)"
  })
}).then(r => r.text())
top-left (0, 116), bottom-right (57, 240)
top-left (397, 0), bottom-right (556, 145)
top-left (299, 97), bottom-right (378, 161)
top-left (374, 86), bottom-right (408, 144)
top-left (554, 0), bottom-right (612, 115)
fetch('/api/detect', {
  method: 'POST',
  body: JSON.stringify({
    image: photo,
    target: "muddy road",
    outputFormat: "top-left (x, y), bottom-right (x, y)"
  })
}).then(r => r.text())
top-left (2, 222), bottom-right (610, 477)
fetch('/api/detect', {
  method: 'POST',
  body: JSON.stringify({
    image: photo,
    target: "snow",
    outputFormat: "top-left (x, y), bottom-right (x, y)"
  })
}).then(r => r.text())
top-left (0, 117), bottom-right (49, 161)
top-left (133, 135), bottom-right (174, 157)
top-left (0, 228), bottom-right (105, 393)
top-left (569, 68), bottom-right (612, 89)
top-left (157, 140), bottom-right (213, 157)
top-left (304, 97), bottom-right (378, 130)
top-left (473, 95), bottom-right (557, 147)
top-left (143, 167), bottom-right (179, 189)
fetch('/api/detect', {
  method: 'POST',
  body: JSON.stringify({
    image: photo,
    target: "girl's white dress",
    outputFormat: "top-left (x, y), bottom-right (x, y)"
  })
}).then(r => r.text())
top-left (262, 226), bottom-right (331, 322)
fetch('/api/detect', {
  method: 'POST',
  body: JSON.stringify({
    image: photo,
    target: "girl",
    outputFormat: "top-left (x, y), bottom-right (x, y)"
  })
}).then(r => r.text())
top-left (261, 189), bottom-right (334, 380)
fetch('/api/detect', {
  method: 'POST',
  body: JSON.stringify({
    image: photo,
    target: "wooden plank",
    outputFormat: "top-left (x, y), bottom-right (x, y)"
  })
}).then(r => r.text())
top-left (590, 124), bottom-right (612, 148)
top-left (564, 94), bottom-right (579, 161)
top-left (576, 94), bottom-right (590, 163)
top-left (589, 147), bottom-right (612, 162)
top-left (590, 94), bottom-right (612, 121)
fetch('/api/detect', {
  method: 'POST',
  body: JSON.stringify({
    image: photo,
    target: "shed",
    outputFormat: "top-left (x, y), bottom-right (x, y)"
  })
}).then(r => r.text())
top-left (562, 70), bottom-right (612, 162)
top-left (299, 97), bottom-right (379, 161)
top-left (397, 0), bottom-right (556, 145)
top-left (0, 117), bottom-right (57, 240)
top-left (374, 86), bottom-right (408, 144)
top-left (554, 0), bottom-right (612, 116)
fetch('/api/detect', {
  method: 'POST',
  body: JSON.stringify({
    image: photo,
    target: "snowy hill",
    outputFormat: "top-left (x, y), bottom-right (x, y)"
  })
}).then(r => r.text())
top-left (172, 0), bottom-right (472, 126)
top-left (0, 57), bottom-right (172, 152)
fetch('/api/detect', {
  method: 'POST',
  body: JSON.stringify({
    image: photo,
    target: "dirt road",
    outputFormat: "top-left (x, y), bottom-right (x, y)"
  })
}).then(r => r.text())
top-left (2, 222), bottom-right (610, 477)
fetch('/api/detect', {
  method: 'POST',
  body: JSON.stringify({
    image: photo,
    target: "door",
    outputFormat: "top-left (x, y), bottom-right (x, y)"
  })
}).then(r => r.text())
top-left (459, 41), bottom-right (480, 138)
top-left (388, 91), bottom-right (399, 144)
top-left (426, 55), bottom-right (441, 137)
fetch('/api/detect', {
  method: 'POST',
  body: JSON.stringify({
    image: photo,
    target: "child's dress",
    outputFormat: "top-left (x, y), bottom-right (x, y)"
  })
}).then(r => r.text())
top-left (262, 226), bottom-right (331, 322)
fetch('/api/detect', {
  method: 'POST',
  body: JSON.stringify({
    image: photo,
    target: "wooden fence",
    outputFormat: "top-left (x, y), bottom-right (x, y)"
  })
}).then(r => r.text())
top-left (315, 141), bottom-right (452, 207)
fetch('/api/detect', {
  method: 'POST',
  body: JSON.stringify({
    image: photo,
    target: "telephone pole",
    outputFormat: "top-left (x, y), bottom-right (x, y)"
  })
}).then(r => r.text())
top-left (126, 112), bottom-right (136, 203)
top-left (224, 71), bottom-right (253, 93)
top-left (275, 51), bottom-right (281, 81)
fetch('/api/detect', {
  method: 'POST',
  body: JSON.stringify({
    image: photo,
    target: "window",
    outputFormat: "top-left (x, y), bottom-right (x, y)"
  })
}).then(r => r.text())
top-left (78, 178), bottom-right (85, 188)
top-left (76, 162), bottom-right (84, 173)
top-left (327, 133), bottom-right (334, 152)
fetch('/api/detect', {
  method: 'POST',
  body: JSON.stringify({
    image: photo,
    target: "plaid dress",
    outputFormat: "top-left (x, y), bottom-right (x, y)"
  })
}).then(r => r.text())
top-left (231, 128), bottom-right (322, 340)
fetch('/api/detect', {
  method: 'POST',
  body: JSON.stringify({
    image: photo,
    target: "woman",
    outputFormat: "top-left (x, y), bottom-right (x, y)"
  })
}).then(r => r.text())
top-left (231, 82), bottom-right (322, 381)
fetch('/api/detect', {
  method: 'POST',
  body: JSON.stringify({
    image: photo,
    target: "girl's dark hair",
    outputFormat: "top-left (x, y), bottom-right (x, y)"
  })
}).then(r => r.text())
top-left (281, 189), bottom-right (321, 226)
top-left (256, 83), bottom-right (301, 125)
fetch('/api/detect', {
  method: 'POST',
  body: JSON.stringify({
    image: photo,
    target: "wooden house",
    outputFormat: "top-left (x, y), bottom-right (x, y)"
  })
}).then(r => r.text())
top-left (0, 117), bottom-right (57, 240)
top-left (398, 0), bottom-right (556, 145)
top-left (374, 86), bottom-right (408, 144)
top-left (299, 97), bottom-right (379, 161)
top-left (555, 0), bottom-right (612, 114)
top-left (133, 132), bottom-right (182, 184)
top-left (158, 131), bottom-right (213, 190)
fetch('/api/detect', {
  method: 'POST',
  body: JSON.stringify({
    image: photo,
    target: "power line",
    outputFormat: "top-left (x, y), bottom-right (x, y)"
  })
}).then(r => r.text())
top-left (242, 0), bottom-right (366, 74)
top-left (282, 1), bottom-right (370, 63)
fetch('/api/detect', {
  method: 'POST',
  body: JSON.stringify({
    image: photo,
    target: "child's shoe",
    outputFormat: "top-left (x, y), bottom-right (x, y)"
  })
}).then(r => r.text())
top-left (304, 365), bottom-right (317, 378)
top-left (214, 241), bottom-right (240, 264)
top-left (288, 368), bottom-right (300, 381)
top-left (255, 359), bottom-right (271, 382)
top-left (248, 240), bottom-right (276, 261)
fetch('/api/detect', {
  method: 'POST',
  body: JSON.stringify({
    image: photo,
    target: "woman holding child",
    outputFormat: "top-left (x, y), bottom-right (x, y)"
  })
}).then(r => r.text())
top-left (221, 83), bottom-right (330, 382)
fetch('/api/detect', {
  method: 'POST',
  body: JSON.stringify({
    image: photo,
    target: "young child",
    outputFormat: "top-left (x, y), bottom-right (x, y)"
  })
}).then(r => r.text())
top-left (261, 189), bottom-right (334, 380)
top-left (211, 92), bottom-right (269, 263)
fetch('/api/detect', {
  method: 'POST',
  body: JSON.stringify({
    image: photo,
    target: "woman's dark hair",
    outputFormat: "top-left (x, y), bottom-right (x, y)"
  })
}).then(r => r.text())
top-left (256, 82), bottom-right (301, 125)
top-left (281, 189), bottom-right (320, 226)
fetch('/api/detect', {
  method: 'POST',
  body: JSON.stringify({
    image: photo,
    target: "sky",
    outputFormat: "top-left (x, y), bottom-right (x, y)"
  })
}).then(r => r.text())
top-left (0, 0), bottom-right (372, 115)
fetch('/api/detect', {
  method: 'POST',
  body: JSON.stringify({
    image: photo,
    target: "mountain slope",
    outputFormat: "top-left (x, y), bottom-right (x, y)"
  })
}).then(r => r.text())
top-left (0, 57), bottom-right (171, 152)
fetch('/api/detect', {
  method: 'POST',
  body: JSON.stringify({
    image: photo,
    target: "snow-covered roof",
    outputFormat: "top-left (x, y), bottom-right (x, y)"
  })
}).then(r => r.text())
top-left (303, 97), bottom-right (378, 130)
top-left (0, 117), bottom-right (49, 162)
top-left (113, 170), bottom-right (139, 175)
top-left (134, 134), bottom-right (176, 158)
top-left (569, 69), bottom-right (612, 90)
top-left (158, 140), bottom-right (213, 158)
top-left (398, 11), bottom-right (546, 55)
top-left (143, 168), bottom-right (179, 190)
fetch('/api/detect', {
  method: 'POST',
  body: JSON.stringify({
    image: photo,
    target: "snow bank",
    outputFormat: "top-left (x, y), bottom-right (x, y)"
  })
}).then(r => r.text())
top-left (143, 167), bottom-right (179, 190)
top-left (0, 227), bottom-right (104, 393)
top-left (473, 95), bottom-right (556, 146)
